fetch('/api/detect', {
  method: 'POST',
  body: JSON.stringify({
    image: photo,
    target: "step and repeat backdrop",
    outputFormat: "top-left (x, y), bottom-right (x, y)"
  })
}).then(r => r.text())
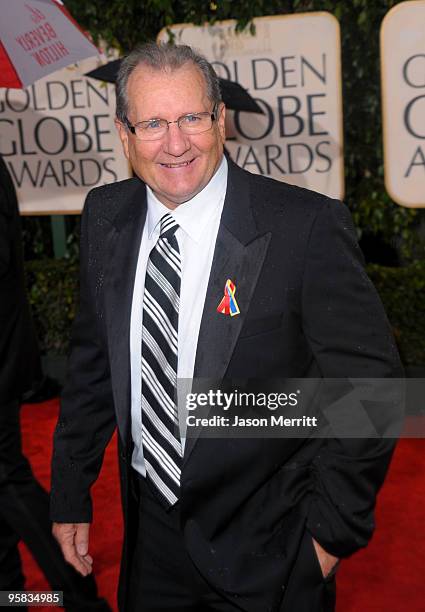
top-left (0, 2), bottom-right (424, 213)
top-left (159, 13), bottom-right (345, 201)
top-left (381, 0), bottom-right (425, 208)
top-left (0, 55), bottom-right (130, 214)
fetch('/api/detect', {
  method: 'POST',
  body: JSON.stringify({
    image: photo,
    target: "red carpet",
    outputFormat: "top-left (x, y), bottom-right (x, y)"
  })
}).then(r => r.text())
top-left (20, 399), bottom-right (122, 611)
top-left (20, 400), bottom-right (424, 611)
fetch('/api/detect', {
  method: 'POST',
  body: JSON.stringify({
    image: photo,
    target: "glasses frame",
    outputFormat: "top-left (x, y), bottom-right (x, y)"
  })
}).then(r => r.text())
top-left (124, 103), bottom-right (219, 141)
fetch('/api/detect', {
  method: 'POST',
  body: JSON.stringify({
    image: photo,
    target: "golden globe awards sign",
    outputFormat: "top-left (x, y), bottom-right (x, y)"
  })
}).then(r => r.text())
top-left (159, 13), bottom-right (344, 199)
top-left (0, 56), bottom-right (130, 214)
top-left (381, 1), bottom-right (425, 208)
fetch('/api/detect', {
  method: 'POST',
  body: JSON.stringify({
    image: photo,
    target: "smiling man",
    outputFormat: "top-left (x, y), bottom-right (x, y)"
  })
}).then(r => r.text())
top-left (50, 43), bottom-right (401, 612)
top-left (116, 60), bottom-right (225, 208)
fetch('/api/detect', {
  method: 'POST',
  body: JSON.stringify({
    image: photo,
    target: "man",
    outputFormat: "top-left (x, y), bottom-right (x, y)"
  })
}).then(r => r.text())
top-left (51, 43), bottom-right (402, 612)
top-left (0, 154), bottom-right (110, 611)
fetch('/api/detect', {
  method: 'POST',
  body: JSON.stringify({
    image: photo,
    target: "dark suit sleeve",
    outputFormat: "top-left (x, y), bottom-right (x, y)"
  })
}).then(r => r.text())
top-left (50, 192), bottom-right (116, 523)
top-left (0, 158), bottom-right (12, 276)
top-left (301, 199), bottom-right (403, 558)
top-left (0, 214), bottom-right (10, 276)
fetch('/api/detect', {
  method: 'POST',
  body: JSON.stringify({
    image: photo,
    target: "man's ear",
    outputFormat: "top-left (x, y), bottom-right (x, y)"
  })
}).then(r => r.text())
top-left (217, 103), bottom-right (226, 144)
top-left (114, 118), bottom-right (130, 160)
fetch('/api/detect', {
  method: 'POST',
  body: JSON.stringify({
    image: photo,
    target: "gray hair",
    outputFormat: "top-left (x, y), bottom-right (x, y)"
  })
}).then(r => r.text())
top-left (116, 42), bottom-right (222, 122)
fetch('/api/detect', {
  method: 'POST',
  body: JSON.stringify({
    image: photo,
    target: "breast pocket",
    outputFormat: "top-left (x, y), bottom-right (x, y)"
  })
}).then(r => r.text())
top-left (239, 314), bottom-right (283, 339)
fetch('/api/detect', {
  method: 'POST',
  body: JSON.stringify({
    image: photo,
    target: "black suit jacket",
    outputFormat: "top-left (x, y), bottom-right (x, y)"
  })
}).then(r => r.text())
top-left (0, 155), bottom-right (41, 403)
top-left (51, 159), bottom-right (402, 611)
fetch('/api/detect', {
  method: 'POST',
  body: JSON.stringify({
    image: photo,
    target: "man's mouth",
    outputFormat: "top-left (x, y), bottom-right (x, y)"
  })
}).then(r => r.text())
top-left (160, 159), bottom-right (194, 168)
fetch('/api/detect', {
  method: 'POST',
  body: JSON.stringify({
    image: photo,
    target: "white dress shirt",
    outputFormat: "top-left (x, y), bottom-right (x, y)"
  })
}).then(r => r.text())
top-left (130, 156), bottom-right (228, 475)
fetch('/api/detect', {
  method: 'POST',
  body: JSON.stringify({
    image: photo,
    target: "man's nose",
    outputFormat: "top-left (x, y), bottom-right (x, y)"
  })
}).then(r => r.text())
top-left (163, 123), bottom-right (190, 156)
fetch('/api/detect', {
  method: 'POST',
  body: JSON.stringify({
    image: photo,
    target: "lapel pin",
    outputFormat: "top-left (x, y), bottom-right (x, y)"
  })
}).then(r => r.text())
top-left (217, 279), bottom-right (240, 317)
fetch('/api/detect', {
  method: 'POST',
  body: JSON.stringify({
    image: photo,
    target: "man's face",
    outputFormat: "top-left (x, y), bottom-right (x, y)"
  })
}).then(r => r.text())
top-left (115, 63), bottom-right (226, 210)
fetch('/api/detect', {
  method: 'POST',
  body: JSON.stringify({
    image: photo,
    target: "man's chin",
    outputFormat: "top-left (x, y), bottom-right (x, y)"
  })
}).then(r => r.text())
top-left (154, 183), bottom-right (206, 209)
top-left (151, 191), bottom-right (189, 210)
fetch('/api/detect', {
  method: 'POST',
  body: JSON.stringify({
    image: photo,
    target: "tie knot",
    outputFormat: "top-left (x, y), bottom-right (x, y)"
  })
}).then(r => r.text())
top-left (159, 214), bottom-right (178, 239)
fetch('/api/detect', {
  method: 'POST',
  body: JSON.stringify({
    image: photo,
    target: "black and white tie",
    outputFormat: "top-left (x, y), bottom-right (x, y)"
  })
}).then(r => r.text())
top-left (141, 213), bottom-right (183, 507)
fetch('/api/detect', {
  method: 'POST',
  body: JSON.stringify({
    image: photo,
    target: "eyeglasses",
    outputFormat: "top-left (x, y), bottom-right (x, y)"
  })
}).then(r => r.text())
top-left (124, 104), bottom-right (218, 141)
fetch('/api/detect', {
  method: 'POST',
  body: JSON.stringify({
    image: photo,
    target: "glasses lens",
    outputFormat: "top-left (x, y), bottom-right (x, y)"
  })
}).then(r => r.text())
top-left (135, 120), bottom-right (168, 141)
top-left (179, 113), bottom-right (213, 135)
top-left (131, 111), bottom-right (215, 141)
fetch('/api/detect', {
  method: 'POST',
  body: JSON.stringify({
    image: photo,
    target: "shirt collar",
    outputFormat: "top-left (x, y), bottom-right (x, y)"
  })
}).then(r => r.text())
top-left (146, 155), bottom-right (228, 242)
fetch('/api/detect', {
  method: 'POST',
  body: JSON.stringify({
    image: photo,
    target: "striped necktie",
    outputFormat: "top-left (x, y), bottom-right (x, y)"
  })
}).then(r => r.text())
top-left (141, 213), bottom-right (183, 507)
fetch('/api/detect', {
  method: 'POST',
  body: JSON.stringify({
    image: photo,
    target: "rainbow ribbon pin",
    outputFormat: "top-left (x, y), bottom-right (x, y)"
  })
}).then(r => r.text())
top-left (217, 279), bottom-right (240, 317)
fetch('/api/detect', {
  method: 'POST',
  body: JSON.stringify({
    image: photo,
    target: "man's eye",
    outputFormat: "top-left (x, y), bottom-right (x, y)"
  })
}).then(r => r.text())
top-left (145, 120), bottom-right (162, 129)
top-left (183, 114), bottom-right (201, 123)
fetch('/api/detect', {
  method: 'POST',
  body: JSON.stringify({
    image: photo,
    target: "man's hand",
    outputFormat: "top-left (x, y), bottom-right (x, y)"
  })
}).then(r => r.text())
top-left (312, 538), bottom-right (339, 579)
top-left (52, 522), bottom-right (93, 576)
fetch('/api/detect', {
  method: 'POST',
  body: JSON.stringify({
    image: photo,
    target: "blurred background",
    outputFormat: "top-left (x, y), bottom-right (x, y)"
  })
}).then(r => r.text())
top-left (14, 0), bottom-right (424, 383)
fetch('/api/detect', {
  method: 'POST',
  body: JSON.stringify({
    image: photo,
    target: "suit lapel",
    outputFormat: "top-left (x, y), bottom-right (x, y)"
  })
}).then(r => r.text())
top-left (104, 180), bottom-right (147, 446)
top-left (102, 163), bottom-right (271, 459)
top-left (184, 161), bottom-right (271, 464)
